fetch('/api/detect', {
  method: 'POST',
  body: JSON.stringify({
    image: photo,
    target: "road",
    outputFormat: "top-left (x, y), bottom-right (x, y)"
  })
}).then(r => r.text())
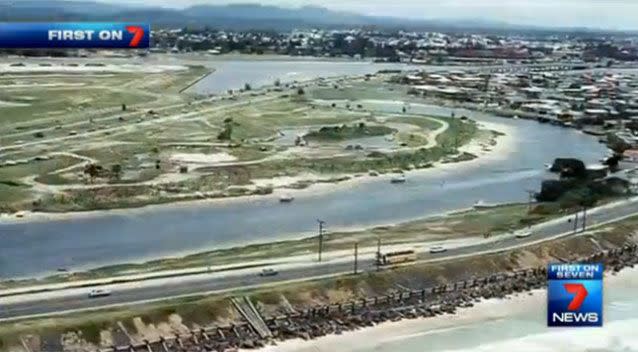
top-left (2, 197), bottom-right (638, 321)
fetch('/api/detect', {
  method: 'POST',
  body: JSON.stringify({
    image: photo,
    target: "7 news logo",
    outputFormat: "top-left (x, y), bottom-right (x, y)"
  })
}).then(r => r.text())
top-left (547, 263), bottom-right (603, 327)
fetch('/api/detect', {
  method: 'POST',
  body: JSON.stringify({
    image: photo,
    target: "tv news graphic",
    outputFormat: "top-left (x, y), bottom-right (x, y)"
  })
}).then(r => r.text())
top-left (547, 263), bottom-right (603, 327)
top-left (0, 23), bottom-right (150, 49)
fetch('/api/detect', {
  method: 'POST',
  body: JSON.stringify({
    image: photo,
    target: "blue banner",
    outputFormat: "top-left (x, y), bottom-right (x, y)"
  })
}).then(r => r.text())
top-left (0, 23), bottom-right (150, 49)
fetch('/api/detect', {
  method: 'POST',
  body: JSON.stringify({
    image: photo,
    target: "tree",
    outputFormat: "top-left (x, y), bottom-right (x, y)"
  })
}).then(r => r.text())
top-left (111, 164), bottom-right (122, 180)
top-left (297, 87), bottom-right (305, 95)
top-left (244, 83), bottom-right (252, 91)
top-left (218, 117), bottom-right (235, 141)
top-left (274, 79), bottom-right (281, 87)
top-left (83, 163), bottom-right (100, 183)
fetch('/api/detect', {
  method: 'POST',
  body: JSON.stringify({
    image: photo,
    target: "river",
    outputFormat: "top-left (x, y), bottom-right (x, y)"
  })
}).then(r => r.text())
top-left (188, 59), bottom-right (420, 95)
top-left (0, 60), bottom-right (609, 279)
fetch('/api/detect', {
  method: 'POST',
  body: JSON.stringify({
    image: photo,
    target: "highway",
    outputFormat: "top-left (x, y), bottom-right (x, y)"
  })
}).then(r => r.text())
top-left (2, 197), bottom-right (638, 321)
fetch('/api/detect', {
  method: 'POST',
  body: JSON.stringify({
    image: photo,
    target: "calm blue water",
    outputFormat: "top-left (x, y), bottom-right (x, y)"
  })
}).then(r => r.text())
top-left (189, 60), bottom-right (416, 94)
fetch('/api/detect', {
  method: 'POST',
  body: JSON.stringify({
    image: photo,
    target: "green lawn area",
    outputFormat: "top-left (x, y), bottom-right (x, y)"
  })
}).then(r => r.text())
top-left (0, 155), bottom-right (79, 180)
top-left (202, 99), bottom-right (369, 142)
top-left (0, 183), bottom-right (31, 211)
top-left (0, 66), bottom-right (208, 128)
top-left (309, 81), bottom-right (408, 101)
top-left (0, 87), bottom-right (157, 125)
top-left (388, 116), bottom-right (444, 130)
top-left (305, 123), bottom-right (395, 141)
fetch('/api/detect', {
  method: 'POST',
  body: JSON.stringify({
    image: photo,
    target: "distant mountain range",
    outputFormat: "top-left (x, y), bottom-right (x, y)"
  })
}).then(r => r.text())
top-left (0, 0), bottom-right (629, 34)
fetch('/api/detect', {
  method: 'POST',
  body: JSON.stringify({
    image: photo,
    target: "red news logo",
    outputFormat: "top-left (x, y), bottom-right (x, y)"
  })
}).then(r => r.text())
top-left (563, 283), bottom-right (588, 311)
top-left (126, 26), bottom-right (144, 47)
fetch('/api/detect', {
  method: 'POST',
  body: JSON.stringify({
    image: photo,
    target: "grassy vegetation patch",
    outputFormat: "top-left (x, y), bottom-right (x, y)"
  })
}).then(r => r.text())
top-left (305, 123), bottom-right (395, 141)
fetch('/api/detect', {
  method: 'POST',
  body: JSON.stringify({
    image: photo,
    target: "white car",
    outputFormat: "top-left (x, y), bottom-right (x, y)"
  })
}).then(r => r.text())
top-left (259, 268), bottom-right (278, 277)
top-left (88, 288), bottom-right (112, 298)
top-left (515, 231), bottom-right (532, 239)
top-left (429, 246), bottom-right (447, 254)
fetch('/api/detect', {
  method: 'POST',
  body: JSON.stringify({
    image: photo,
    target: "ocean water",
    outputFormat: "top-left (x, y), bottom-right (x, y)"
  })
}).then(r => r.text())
top-left (351, 270), bottom-right (638, 352)
top-left (258, 269), bottom-right (638, 352)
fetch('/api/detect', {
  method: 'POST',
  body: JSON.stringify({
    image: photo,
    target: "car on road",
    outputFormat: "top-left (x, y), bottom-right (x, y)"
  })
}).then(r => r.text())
top-left (515, 231), bottom-right (532, 239)
top-left (429, 246), bottom-right (447, 254)
top-left (259, 268), bottom-right (278, 277)
top-left (88, 288), bottom-right (112, 298)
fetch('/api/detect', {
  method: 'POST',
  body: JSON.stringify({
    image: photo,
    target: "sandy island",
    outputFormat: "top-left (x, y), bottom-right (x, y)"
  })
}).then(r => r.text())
top-left (0, 118), bottom-right (516, 226)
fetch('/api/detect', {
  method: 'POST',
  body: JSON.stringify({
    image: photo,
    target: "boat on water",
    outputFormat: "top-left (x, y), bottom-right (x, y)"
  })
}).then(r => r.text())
top-left (390, 174), bottom-right (406, 184)
top-left (279, 194), bottom-right (294, 203)
top-left (473, 200), bottom-right (498, 209)
top-left (544, 163), bottom-right (553, 170)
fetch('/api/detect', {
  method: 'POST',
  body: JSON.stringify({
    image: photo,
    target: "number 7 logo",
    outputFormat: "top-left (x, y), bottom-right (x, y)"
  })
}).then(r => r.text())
top-left (126, 26), bottom-right (144, 47)
top-left (563, 283), bottom-right (588, 311)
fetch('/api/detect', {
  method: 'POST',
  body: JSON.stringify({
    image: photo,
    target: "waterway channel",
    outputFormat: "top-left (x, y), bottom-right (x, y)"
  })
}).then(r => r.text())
top-left (0, 61), bottom-right (609, 279)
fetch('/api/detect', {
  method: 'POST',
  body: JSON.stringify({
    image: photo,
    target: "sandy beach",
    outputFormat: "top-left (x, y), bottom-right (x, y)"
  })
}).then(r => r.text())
top-left (249, 265), bottom-right (638, 352)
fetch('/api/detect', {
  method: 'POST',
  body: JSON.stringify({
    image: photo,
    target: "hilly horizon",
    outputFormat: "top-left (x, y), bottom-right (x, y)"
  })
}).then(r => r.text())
top-left (0, 0), bottom-right (630, 34)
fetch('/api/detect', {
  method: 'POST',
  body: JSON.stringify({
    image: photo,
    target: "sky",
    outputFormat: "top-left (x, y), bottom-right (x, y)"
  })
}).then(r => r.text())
top-left (84, 0), bottom-right (638, 30)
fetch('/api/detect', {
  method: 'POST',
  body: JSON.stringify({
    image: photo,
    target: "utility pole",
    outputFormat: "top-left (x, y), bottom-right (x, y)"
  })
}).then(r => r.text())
top-left (376, 237), bottom-right (382, 271)
top-left (525, 189), bottom-right (536, 213)
top-left (317, 219), bottom-right (325, 262)
top-left (582, 206), bottom-right (587, 232)
top-left (353, 242), bottom-right (358, 275)
top-left (573, 212), bottom-right (579, 233)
